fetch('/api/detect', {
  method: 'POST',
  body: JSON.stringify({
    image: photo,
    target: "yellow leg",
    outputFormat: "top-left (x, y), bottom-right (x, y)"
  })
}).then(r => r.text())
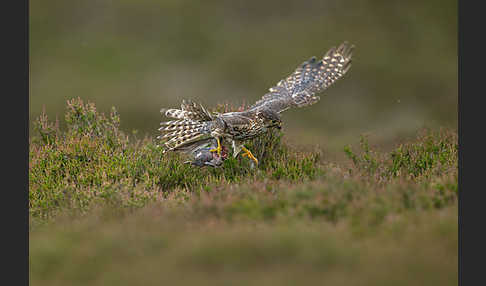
top-left (210, 138), bottom-right (222, 156)
top-left (241, 146), bottom-right (259, 165)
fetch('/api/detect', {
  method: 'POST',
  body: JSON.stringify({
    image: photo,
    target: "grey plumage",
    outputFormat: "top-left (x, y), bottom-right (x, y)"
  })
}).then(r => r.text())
top-left (183, 138), bottom-right (228, 167)
top-left (158, 42), bottom-right (354, 160)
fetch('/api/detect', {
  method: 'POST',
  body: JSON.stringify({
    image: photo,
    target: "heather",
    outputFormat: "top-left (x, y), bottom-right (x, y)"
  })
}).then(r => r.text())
top-left (30, 99), bottom-right (457, 286)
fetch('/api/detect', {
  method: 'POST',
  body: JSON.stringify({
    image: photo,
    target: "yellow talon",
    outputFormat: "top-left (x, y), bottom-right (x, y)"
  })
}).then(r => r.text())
top-left (241, 146), bottom-right (259, 164)
top-left (210, 138), bottom-right (222, 156)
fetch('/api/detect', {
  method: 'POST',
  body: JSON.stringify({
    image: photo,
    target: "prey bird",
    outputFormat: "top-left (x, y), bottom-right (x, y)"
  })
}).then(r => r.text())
top-left (158, 42), bottom-right (354, 164)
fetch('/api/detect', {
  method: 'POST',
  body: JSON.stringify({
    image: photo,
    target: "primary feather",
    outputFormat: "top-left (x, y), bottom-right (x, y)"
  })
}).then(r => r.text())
top-left (249, 41), bottom-right (354, 113)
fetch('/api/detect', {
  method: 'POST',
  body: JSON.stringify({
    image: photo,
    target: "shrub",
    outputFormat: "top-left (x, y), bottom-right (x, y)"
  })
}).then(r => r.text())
top-left (344, 128), bottom-right (457, 182)
top-left (29, 98), bottom-right (323, 220)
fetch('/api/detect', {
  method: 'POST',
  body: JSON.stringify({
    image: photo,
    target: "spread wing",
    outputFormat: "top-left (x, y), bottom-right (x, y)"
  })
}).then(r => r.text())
top-left (249, 42), bottom-right (354, 113)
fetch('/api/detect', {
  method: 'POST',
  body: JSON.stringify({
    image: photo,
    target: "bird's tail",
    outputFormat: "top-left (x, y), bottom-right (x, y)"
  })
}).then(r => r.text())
top-left (157, 119), bottom-right (210, 152)
top-left (158, 100), bottom-right (213, 152)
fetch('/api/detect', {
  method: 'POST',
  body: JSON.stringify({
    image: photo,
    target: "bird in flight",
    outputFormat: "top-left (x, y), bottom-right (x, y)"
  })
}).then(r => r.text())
top-left (158, 42), bottom-right (354, 164)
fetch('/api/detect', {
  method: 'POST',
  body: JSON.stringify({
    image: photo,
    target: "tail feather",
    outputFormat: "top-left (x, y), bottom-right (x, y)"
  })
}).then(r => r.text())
top-left (158, 119), bottom-right (211, 153)
top-left (162, 100), bottom-right (213, 121)
top-left (159, 119), bottom-right (204, 132)
top-left (158, 128), bottom-right (200, 140)
top-left (159, 99), bottom-right (215, 152)
top-left (170, 138), bottom-right (216, 153)
top-left (163, 132), bottom-right (207, 153)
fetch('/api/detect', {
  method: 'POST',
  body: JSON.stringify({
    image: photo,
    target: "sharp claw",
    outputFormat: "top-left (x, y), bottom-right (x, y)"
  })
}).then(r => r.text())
top-left (209, 138), bottom-right (222, 156)
top-left (210, 148), bottom-right (221, 156)
top-left (241, 146), bottom-right (259, 165)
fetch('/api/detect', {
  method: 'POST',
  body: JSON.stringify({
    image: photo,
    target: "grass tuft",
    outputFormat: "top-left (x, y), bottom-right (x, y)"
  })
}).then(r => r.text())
top-left (344, 128), bottom-right (457, 182)
top-left (30, 98), bottom-right (323, 221)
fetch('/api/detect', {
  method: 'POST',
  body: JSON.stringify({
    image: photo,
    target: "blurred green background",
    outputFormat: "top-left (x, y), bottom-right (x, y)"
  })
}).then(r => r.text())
top-left (30, 0), bottom-right (457, 155)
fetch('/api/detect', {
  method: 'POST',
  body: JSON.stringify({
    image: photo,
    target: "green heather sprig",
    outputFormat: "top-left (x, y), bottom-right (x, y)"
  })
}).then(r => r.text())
top-left (29, 98), bottom-right (323, 219)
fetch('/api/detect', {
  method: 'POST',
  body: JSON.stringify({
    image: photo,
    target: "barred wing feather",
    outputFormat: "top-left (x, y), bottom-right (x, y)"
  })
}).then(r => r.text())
top-left (250, 42), bottom-right (354, 113)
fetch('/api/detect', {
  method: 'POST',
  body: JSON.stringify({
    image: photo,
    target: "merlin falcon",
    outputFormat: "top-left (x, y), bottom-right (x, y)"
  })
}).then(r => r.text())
top-left (158, 42), bottom-right (354, 164)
